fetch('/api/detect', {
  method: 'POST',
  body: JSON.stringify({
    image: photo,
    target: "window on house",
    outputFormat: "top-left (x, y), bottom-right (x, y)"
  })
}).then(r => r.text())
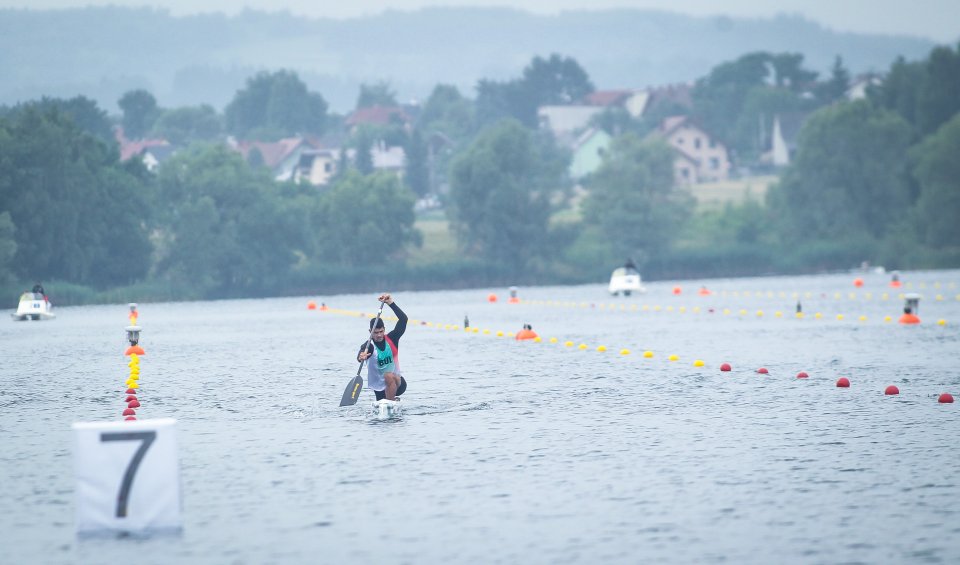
top-left (709, 139), bottom-right (716, 148)
top-left (681, 168), bottom-right (690, 179)
top-left (694, 138), bottom-right (701, 149)
top-left (710, 157), bottom-right (720, 170)
top-left (325, 162), bottom-right (332, 173)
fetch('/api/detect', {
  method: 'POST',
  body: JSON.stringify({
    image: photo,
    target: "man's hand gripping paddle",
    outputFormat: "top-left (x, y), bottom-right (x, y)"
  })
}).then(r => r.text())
top-left (339, 301), bottom-right (386, 407)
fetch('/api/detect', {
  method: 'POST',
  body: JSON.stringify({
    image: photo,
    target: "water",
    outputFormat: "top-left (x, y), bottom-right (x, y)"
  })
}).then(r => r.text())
top-left (2, 271), bottom-right (959, 564)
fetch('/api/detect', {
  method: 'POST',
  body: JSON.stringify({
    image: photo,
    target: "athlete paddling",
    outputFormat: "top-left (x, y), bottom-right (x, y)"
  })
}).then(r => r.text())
top-left (357, 293), bottom-right (408, 400)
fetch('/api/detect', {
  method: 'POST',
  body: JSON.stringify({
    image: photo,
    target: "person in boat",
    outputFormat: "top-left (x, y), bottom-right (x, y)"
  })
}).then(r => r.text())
top-left (357, 293), bottom-right (408, 401)
top-left (623, 258), bottom-right (638, 272)
top-left (32, 282), bottom-right (45, 297)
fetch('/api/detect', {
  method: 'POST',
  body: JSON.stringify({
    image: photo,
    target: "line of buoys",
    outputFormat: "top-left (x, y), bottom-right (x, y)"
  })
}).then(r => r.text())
top-left (122, 312), bottom-right (143, 421)
top-left (309, 304), bottom-right (954, 403)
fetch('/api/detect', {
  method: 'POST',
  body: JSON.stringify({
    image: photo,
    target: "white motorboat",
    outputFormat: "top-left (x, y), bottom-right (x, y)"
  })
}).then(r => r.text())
top-left (11, 292), bottom-right (55, 321)
top-left (608, 267), bottom-right (646, 296)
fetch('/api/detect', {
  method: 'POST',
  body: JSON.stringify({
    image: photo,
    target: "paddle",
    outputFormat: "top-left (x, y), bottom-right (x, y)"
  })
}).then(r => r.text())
top-left (339, 301), bottom-right (386, 407)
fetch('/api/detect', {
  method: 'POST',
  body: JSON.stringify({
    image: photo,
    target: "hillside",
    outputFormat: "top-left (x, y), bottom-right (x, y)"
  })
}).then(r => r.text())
top-left (0, 7), bottom-right (937, 113)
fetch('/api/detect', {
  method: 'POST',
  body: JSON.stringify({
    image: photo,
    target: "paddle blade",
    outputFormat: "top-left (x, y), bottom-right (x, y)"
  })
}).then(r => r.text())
top-left (339, 375), bottom-right (364, 406)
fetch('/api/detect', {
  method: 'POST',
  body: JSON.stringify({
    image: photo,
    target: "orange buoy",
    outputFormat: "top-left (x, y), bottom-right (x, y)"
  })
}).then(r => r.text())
top-left (757, 367), bottom-right (769, 374)
top-left (307, 301), bottom-right (317, 310)
top-left (836, 377), bottom-right (850, 387)
top-left (884, 385), bottom-right (899, 395)
top-left (125, 345), bottom-right (145, 355)
top-left (853, 278), bottom-right (864, 287)
top-left (890, 280), bottom-right (902, 288)
top-left (938, 393), bottom-right (954, 403)
top-left (488, 294), bottom-right (498, 303)
top-left (899, 312), bottom-right (920, 324)
top-left (698, 287), bottom-right (711, 296)
top-left (516, 328), bottom-right (538, 340)
top-left (508, 297), bottom-right (520, 303)
top-left (720, 363), bottom-right (731, 372)
top-left (672, 286), bottom-right (682, 295)
top-left (320, 303), bottom-right (328, 311)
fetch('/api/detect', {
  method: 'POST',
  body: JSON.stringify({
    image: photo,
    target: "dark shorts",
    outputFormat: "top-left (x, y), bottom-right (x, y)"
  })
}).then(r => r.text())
top-left (374, 376), bottom-right (407, 400)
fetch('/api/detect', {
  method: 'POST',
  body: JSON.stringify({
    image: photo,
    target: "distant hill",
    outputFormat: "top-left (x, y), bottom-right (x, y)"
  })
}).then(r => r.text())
top-left (0, 6), bottom-right (937, 114)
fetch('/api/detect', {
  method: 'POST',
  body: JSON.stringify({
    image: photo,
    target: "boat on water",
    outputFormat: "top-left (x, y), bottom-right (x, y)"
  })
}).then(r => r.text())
top-left (608, 266), bottom-right (646, 296)
top-left (371, 398), bottom-right (402, 420)
top-left (11, 292), bottom-right (55, 321)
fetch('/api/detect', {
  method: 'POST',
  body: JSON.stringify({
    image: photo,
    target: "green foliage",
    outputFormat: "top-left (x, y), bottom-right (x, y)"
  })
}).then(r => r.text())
top-left (0, 105), bottom-right (152, 287)
top-left (151, 104), bottom-right (222, 144)
top-left (418, 84), bottom-right (475, 141)
top-left (224, 70), bottom-right (328, 140)
top-left (0, 211), bottom-right (16, 283)
top-left (916, 44), bottom-right (960, 136)
top-left (910, 114), bottom-right (960, 248)
top-left (25, 96), bottom-right (114, 144)
top-left (767, 100), bottom-right (913, 244)
top-left (310, 171), bottom-right (420, 267)
top-left (815, 56), bottom-right (851, 105)
top-left (356, 81), bottom-right (398, 109)
top-left (448, 119), bottom-right (569, 271)
top-left (352, 128), bottom-right (375, 175)
top-left (118, 89), bottom-right (159, 139)
top-left (154, 144), bottom-right (303, 294)
top-left (405, 129), bottom-right (430, 197)
top-left (581, 134), bottom-right (694, 264)
top-left (475, 54), bottom-right (593, 129)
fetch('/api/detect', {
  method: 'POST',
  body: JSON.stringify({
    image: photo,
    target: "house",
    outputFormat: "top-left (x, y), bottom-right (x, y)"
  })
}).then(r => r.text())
top-left (569, 128), bottom-right (612, 180)
top-left (537, 105), bottom-right (605, 137)
top-left (345, 106), bottom-right (412, 134)
top-left (650, 115), bottom-right (730, 184)
top-left (233, 137), bottom-right (315, 181)
top-left (141, 144), bottom-right (178, 172)
top-left (583, 89), bottom-right (651, 118)
top-left (846, 74), bottom-right (883, 101)
top-left (294, 142), bottom-right (407, 187)
top-left (644, 83), bottom-right (694, 116)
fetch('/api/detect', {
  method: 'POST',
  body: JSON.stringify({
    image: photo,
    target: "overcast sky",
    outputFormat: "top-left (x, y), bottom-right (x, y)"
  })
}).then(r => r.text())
top-left (1, 0), bottom-right (957, 43)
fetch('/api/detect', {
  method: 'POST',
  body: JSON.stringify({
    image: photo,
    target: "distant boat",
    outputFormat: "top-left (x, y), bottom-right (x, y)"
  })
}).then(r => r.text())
top-left (608, 266), bottom-right (646, 296)
top-left (11, 292), bottom-right (56, 321)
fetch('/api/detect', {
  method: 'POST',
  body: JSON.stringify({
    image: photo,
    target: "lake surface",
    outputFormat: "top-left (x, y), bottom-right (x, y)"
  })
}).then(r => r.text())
top-left (2, 270), bottom-right (959, 564)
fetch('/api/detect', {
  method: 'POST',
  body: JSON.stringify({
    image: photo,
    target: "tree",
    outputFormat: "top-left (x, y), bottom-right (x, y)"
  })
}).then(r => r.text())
top-left (581, 134), bottom-right (693, 263)
top-left (151, 104), bottom-right (222, 144)
top-left (910, 113), bottom-right (960, 248)
top-left (0, 104), bottom-right (152, 286)
top-left (521, 53), bottom-right (594, 105)
top-left (0, 211), bottom-right (16, 283)
top-left (816, 56), bottom-right (851, 104)
top-left (871, 56), bottom-right (925, 127)
top-left (225, 70), bottom-right (328, 139)
top-left (916, 44), bottom-right (960, 136)
top-left (448, 119), bottom-right (569, 270)
top-left (356, 81), bottom-right (398, 109)
top-left (353, 128), bottom-right (375, 175)
top-left (767, 100), bottom-right (913, 244)
top-left (154, 144), bottom-right (302, 294)
top-left (311, 171), bottom-right (420, 267)
top-left (30, 96), bottom-right (113, 143)
top-left (404, 129), bottom-right (430, 197)
top-left (418, 84), bottom-right (474, 141)
top-left (119, 89), bottom-right (159, 139)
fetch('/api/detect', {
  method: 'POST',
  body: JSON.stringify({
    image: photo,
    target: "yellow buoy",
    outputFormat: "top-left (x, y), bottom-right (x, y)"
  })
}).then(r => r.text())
top-left (596, 345), bottom-right (607, 352)
top-left (620, 348), bottom-right (630, 355)
top-left (693, 359), bottom-right (705, 367)
top-left (884, 316), bottom-right (892, 323)
top-left (578, 343), bottom-right (588, 350)
top-left (938, 319), bottom-right (947, 326)
top-left (859, 315), bottom-right (868, 322)
top-left (837, 314), bottom-right (845, 321)
top-left (775, 311), bottom-right (783, 318)
top-left (549, 337), bottom-right (558, 344)
top-left (643, 350), bottom-right (654, 358)
top-left (564, 341), bottom-right (574, 347)
top-left (815, 312), bottom-right (822, 319)
top-left (756, 310), bottom-right (764, 317)
top-left (534, 336), bottom-right (542, 342)
top-left (668, 354), bottom-right (679, 362)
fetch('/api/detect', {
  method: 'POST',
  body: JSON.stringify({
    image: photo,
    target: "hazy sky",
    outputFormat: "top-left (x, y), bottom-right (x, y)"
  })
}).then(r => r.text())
top-left (1, 0), bottom-right (957, 43)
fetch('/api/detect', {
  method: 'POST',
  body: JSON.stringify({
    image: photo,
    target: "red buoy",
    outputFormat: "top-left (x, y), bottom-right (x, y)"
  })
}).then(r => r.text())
top-left (124, 416), bottom-right (137, 421)
top-left (757, 367), bottom-right (769, 374)
top-left (836, 377), bottom-right (850, 388)
top-left (127, 399), bottom-right (141, 408)
top-left (720, 363), bottom-right (732, 372)
top-left (122, 407), bottom-right (136, 416)
top-left (796, 371), bottom-right (809, 379)
top-left (126, 388), bottom-right (137, 395)
top-left (125, 395), bottom-right (137, 402)
top-left (938, 393), bottom-right (954, 403)
top-left (884, 385), bottom-right (900, 395)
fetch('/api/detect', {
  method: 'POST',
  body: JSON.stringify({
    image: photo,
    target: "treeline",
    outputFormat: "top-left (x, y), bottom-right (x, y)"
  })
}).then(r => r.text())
top-left (1, 45), bottom-right (959, 304)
